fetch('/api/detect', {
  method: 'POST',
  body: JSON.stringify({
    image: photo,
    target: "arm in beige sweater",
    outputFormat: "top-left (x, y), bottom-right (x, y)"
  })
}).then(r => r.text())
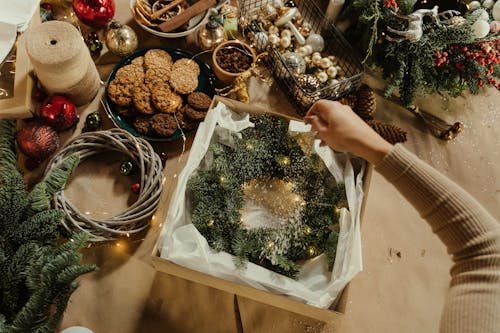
top-left (376, 145), bottom-right (500, 333)
top-left (305, 100), bottom-right (500, 333)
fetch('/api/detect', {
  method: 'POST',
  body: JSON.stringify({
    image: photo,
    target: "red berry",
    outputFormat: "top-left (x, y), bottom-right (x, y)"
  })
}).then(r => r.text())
top-left (131, 183), bottom-right (140, 194)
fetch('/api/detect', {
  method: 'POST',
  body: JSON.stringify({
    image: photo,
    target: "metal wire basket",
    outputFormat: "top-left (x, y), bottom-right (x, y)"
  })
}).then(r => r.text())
top-left (238, 0), bottom-right (364, 115)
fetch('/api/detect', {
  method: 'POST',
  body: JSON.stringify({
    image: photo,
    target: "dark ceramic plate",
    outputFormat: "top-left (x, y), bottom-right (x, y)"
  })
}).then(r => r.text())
top-left (103, 47), bottom-right (216, 141)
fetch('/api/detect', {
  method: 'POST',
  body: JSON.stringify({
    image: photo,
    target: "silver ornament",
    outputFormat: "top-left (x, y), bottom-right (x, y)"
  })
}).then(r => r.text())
top-left (254, 32), bottom-right (269, 52)
top-left (306, 33), bottom-right (325, 52)
top-left (105, 21), bottom-right (138, 57)
top-left (282, 51), bottom-right (306, 76)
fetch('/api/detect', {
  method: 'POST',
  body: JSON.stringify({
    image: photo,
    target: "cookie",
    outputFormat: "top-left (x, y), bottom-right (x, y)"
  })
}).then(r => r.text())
top-left (169, 70), bottom-right (198, 95)
top-left (183, 104), bottom-right (207, 121)
top-left (152, 85), bottom-right (183, 113)
top-left (132, 83), bottom-right (155, 115)
top-left (145, 67), bottom-right (170, 88)
top-left (187, 92), bottom-right (211, 110)
top-left (116, 106), bottom-right (136, 118)
top-left (144, 49), bottom-right (173, 70)
top-left (131, 56), bottom-right (144, 67)
top-left (175, 110), bottom-right (199, 131)
top-left (114, 64), bottom-right (145, 85)
top-left (172, 58), bottom-right (200, 77)
top-left (133, 116), bottom-right (153, 134)
top-left (108, 80), bottom-right (134, 106)
top-left (151, 113), bottom-right (178, 137)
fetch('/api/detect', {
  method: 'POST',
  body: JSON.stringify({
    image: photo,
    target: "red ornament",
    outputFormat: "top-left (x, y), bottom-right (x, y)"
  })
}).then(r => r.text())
top-left (39, 95), bottom-right (78, 132)
top-left (131, 183), bottom-right (140, 194)
top-left (16, 123), bottom-right (60, 161)
top-left (73, 0), bottom-right (115, 28)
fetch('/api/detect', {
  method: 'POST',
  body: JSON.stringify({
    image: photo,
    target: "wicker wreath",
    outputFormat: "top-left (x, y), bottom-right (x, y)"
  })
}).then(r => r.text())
top-left (44, 128), bottom-right (163, 242)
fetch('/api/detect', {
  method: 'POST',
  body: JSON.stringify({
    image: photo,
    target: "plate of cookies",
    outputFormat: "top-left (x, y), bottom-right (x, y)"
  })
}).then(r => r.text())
top-left (104, 47), bottom-right (215, 141)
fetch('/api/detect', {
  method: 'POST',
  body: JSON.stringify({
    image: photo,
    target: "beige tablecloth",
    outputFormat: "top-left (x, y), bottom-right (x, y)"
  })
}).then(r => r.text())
top-left (35, 2), bottom-right (499, 333)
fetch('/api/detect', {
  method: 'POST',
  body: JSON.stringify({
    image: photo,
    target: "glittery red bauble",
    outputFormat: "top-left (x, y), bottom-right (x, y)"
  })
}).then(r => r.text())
top-left (73, 0), bottom-right (115, 28)
top-left (39, 95), bottom-right (78, 132)
top-left (16, 123), bottom-right (60, 161)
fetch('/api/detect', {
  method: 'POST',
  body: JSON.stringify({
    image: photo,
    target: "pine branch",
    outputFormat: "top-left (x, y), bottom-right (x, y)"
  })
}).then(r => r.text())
top-left (41, 154), bottom-right (80, 200)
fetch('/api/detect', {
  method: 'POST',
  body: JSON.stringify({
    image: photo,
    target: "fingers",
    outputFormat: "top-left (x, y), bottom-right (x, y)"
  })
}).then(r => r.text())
top-left (304, 115), bottom-right (327, 133)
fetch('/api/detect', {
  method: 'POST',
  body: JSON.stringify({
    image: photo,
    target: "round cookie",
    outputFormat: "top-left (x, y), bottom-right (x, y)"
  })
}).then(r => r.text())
top-left (114, 64), bottom-right (145, 85)
top-left (144, 49), bottom-right (173, 70)
top-left (131, 56), bottom-right (144, 67)
top-left (169, 69), bottom-right (198, 95)
top-left (116, 106), bottom-right (136, 118)
top-left (187, 92), bottom-right (211, 110)
top-left (183, 104), bottom-right (207, 121)
top-left (172, 58), bottom-right (200, 77)
top-left (133, 116), bottom-right (153, 134)
top-left (151, 113), bottom-right (178, 137)
top-left (152, 84), bottom-right (183, 113)
top-left (132, 83), bottom-right (155, 115)
top-left (145, 67), bottom-right (170, 88)
top-left (175, 111), bottom-right (198, 131)
top-left (108, 80), bottom-right (134, 106)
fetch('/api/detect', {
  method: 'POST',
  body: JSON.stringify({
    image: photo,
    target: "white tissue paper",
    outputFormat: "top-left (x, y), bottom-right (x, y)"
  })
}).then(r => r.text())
top-left (0, 0), bottom-right (40, 32)
top-left (159, 102), bottom-right (365, 309)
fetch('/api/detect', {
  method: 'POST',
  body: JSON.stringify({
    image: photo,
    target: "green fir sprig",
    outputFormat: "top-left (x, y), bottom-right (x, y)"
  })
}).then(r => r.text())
top-left (187, 114), bottom-right (346, 279)
top-left (0, 119), bottom-right (96, 333)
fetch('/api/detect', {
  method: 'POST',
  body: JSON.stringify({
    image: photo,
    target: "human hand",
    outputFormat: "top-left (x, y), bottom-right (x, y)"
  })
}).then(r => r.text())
top-left (304, 99), bottom-right (393, 165)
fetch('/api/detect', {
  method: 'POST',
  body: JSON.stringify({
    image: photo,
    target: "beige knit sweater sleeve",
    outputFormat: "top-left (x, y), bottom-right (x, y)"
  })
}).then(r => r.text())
top-left (375, 144), bottom-right (500, 333)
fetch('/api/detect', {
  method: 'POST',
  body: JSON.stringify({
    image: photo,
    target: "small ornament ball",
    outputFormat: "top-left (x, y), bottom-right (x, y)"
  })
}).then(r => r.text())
top-left (320, 57), bottom-right (333, 69)
top-left (306, 33), bottom-right (325, 52)
top-left (311, 52), bottom-right (322, 66)
top-left (86, 34), bottom-right (103, 56)
top-left (306, 245), bottom-right (319, 257)
top-left (281, 29), bottom-right (292, 39)
top-left (254, 32), bottom-right (269, 52)
top-left (84, 112), bottom-right (102, 131)
top-left (159, 151), bottom-right (168, 167)
top-left (120, 160), bottom-right (135, 176)
top-left (39, 95), bottom-right (78, 132)
top-left (105, 21), bottom-right (139, 57)
top-left (472, 19), bottom-right (490, 38)
top-left (327, 66), bottom-right (338, 78)
top-left (280, 36), bottom-right (291, 48)
top-left (131, 183), bottom-right (141, 194)
top-left (316, 71), bottom-right (328, 83)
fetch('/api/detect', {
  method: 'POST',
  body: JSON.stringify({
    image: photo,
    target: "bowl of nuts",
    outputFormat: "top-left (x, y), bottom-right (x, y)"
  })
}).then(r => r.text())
top-left (212, 40), bottom-right (256, 83)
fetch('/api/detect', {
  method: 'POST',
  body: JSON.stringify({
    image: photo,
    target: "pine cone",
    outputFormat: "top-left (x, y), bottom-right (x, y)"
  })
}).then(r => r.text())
top-left (338, 95), bottom-right (356, 109)
top-left (355, 84), bottom-right (376, 119)
top-left (367, 119), bottom-right (407, 144)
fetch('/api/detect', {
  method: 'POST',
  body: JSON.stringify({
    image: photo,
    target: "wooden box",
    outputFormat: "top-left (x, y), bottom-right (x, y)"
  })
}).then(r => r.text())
top-left (151, 96), bottom-right (373, 323)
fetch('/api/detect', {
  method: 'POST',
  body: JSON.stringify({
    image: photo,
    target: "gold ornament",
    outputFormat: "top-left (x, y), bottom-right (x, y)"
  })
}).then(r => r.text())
top-left (197, 19), bottom-right (227, 51)
top-left (306, 246), bottom-right (319, 257)
top-left (105, 21), bottom-right (139, 57)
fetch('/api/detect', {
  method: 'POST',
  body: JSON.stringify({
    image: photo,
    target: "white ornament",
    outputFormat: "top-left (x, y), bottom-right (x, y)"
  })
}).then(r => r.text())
top-left (280, 36), bottom-right (291, 48)
top-left (316, 71), bottom-right (328, 83)
top-left (474, 9), bottom-right (490, 21)
top-left (296, 46), bottom-right (308, 57)
top-left (472, 19), bottom-right (490, 38)
top-left (268, 33), bottom-right (280, 46)
top-left (328, 79), bottom-right (340, 86)
top-left (268, 25), bottom-right (279, 35)
top-left (254, 32), bottom-right (269, 52)
top-left (469, 1), bottom-right (481, 10)
top-left (493, 0), bottom-right (500, 20)
top-left (303, 44), bottom-right (313, 55)
top-left (483, 0), bottom-right (495, 9)
top-left (326, 66), bottom-right (338, 78)
top-left (304, 55), bottom-right (311, 64)
top-left (311, 52), bottom-right (322, 65)
top-left (319, 57), bottom-right (332, 69)
top-left (281, 29), bottom-right (292, 39)
top-left (306, 34), bottom-right (325, 52)
top-left (59, 327), bottom-right (94, 333)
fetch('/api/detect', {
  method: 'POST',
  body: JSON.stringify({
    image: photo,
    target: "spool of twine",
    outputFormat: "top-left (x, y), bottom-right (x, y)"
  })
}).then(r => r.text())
top-left (25, 21), bottom-right (100, 106)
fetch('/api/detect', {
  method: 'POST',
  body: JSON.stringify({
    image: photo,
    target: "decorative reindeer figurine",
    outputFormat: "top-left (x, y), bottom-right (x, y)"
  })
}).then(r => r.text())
top-left (385, 6), bottom-right (461, 43)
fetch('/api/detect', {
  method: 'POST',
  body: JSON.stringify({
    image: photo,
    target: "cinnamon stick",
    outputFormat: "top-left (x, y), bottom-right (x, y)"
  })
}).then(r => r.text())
top-left (158, 0), bottom-right (216, 32)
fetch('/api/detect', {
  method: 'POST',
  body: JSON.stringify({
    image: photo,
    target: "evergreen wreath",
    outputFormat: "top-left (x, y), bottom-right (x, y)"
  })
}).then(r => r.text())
top-left (342, 0), bottom-right (500, 106)
top-left (0, 120), bottom-right (96, 332)
top-left (187, 114), bottom-right (347, 279)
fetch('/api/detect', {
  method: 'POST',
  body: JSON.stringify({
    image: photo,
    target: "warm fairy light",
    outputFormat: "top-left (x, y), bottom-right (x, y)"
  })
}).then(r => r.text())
top-left (280, 156), bottom-right (291, 166)
top-left (334, 206), bottom-right (341, 214)
top-left (126, 233), bottom-right (130, 238)
top-left (173, 174), bottom-right (178, 179)
top-left (219, 175), bottom-right (226, 183)
top-left (114, 239), bottom-right (128, 253)
top-left (246, 142), bottom-right (254, 150)
top-left (162, 176), bottom-right (166, 185)
top-left (267, 241), bottom-right (275, 249)
top-left (293, 194), bottom-right (301, 202)
top-left (207, 219), bottom-right (215, 227)
top-left (303, 226), bottom-right (312, 235)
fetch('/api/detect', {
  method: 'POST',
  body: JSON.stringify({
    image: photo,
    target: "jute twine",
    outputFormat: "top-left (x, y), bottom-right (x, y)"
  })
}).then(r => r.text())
top-left (44, 129), bottom-right (164, 242)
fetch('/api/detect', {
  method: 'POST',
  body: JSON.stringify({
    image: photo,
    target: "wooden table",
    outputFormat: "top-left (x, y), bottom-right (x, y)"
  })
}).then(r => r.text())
top-left (24, 2), bottom-right (495, 332)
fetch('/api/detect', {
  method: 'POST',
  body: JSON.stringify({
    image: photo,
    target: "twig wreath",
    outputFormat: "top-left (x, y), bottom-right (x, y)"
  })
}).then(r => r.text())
top-left (44, 128), bottom-right (163, 242)
top-left (187, 114), bottom-right (347, 279)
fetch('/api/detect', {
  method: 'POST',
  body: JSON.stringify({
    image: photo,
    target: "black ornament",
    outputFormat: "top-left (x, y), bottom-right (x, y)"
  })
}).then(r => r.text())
top-left (285, 0), bottom-right (297, 8)
top-left (84, 112), bottom-right (102, 131)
